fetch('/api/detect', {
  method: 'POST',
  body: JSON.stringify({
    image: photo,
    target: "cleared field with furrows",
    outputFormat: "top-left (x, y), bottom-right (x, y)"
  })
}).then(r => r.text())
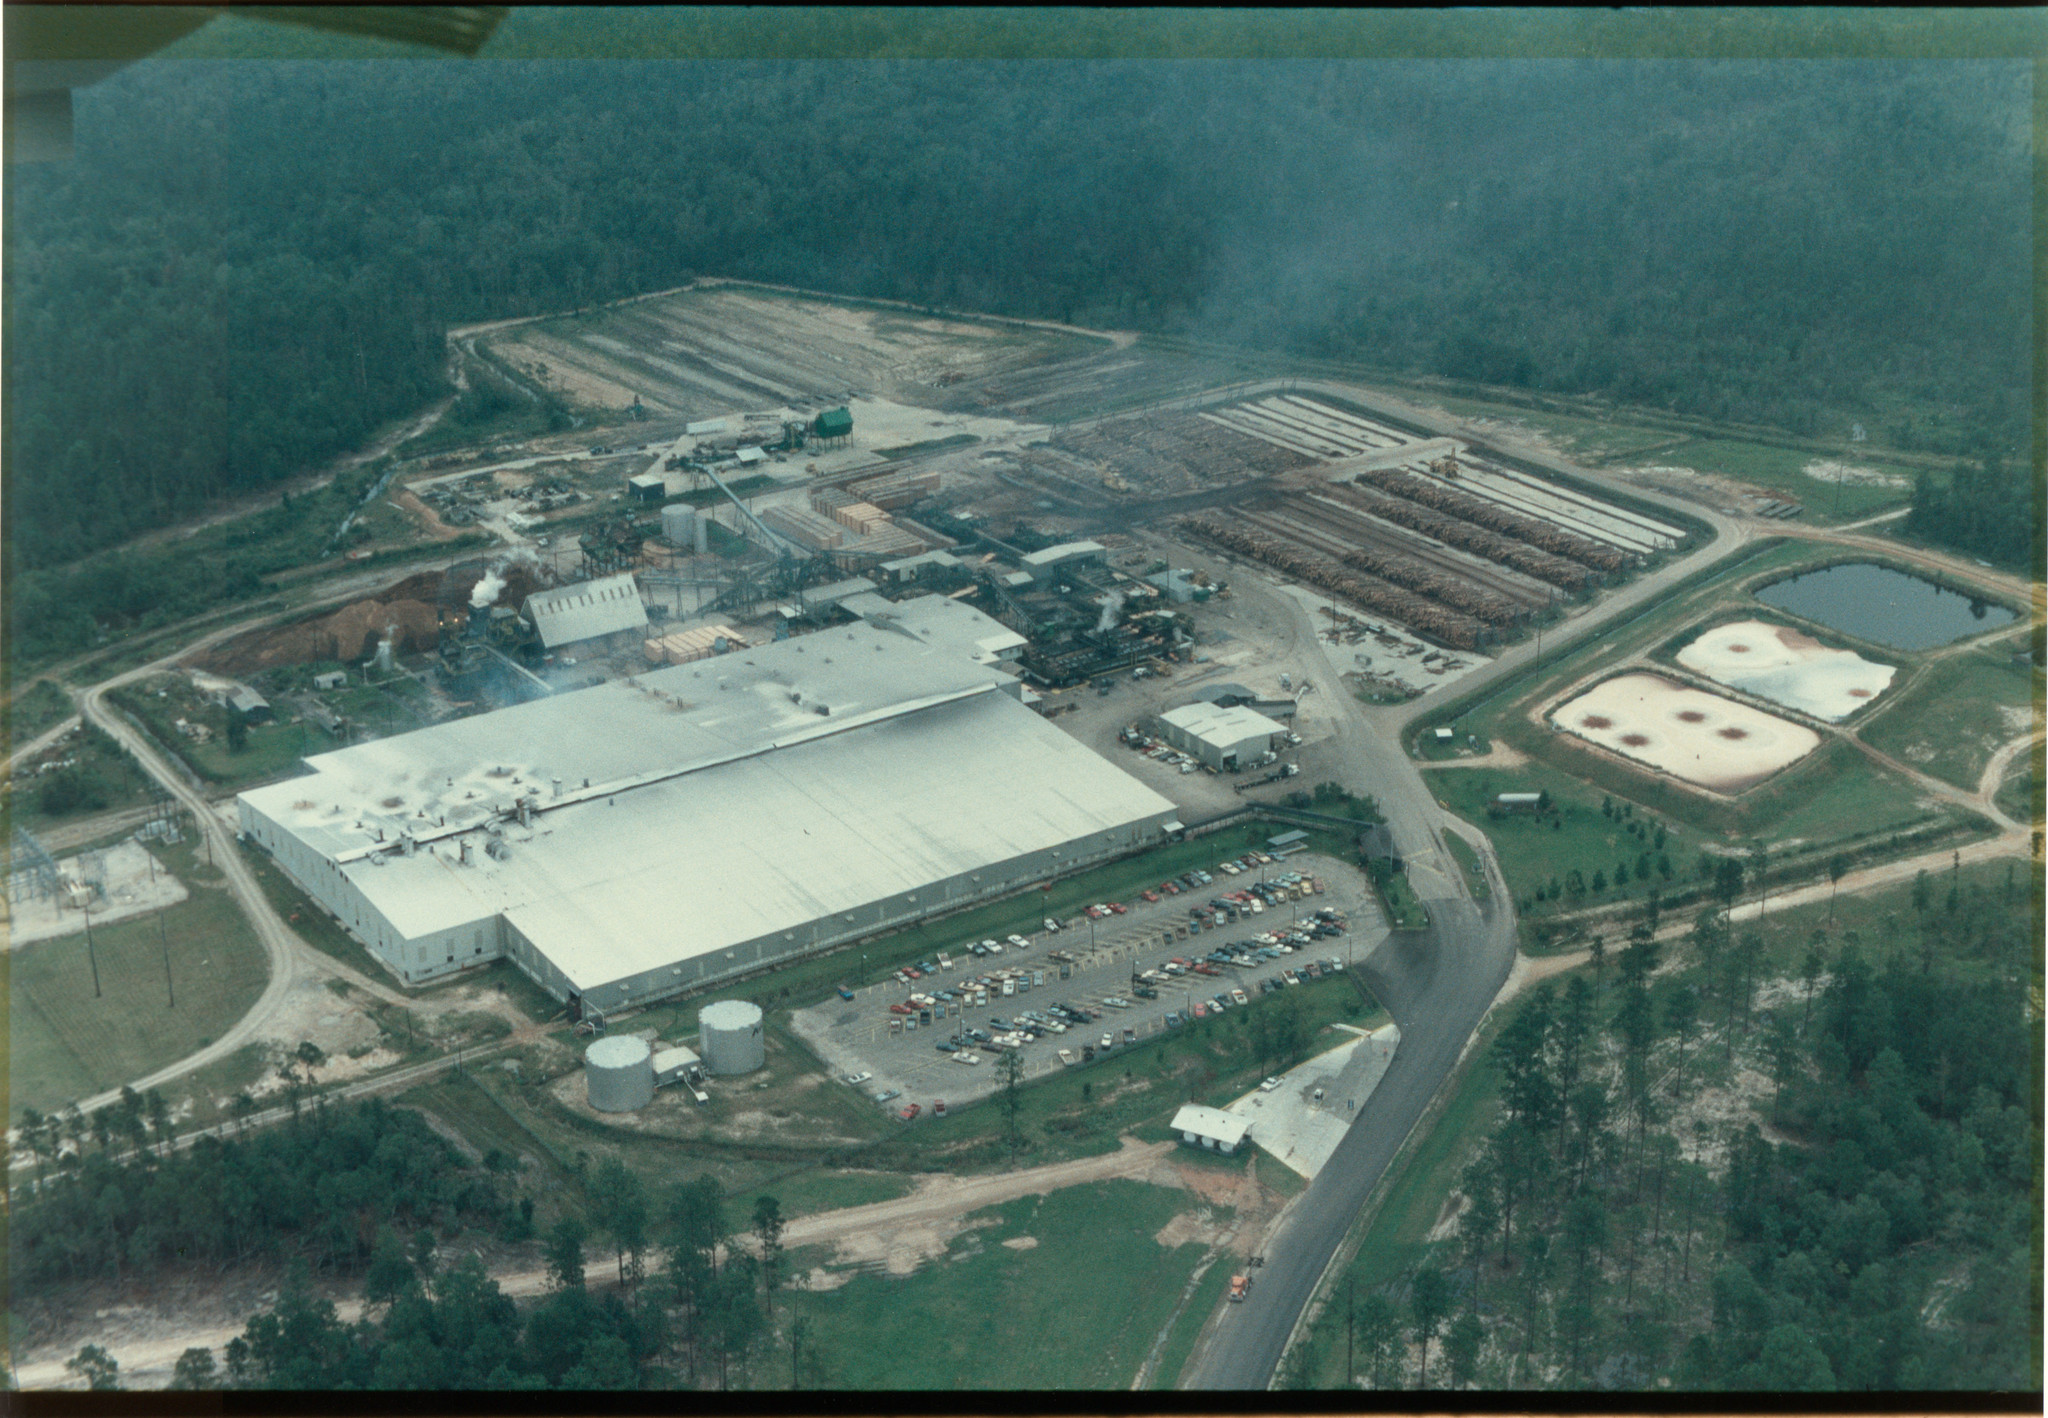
top-left (491, 288), bottom-right (1106, 419)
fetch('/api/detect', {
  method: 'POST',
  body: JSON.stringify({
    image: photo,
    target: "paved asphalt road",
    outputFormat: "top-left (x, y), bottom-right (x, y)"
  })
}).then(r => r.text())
top-left (1178, 383), bottom-right (1749, 1389)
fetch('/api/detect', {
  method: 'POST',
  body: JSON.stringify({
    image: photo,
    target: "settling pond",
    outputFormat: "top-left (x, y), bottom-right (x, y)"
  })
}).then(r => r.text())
top-left (1756, 563), bottom-right (2015, 651)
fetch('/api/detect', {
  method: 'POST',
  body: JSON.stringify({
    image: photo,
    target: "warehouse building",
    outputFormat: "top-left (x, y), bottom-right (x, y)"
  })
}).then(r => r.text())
top-left (1020, 540), bottom-right (1106, 584)
top-left (1171, 1104), bottom-right (1252, 1155)
top-left (523, 573), bottom-right (649, 654)
top-left (1155, 702), bottom-right (1287, 771)
top-left (239, 626), bottom-right (1180, 1016)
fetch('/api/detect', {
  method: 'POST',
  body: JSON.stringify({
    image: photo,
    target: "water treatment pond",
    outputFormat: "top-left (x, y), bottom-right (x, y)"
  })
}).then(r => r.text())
top-left (1756, 563), bottom-right (2015, 651)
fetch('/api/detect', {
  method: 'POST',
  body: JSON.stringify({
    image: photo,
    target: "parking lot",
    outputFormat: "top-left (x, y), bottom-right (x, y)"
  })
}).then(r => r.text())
top-left (787, 851), bottom-right (1386, 1113)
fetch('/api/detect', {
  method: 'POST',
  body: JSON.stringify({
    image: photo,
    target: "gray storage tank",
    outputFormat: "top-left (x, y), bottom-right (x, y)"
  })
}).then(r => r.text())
top-left (585, 1035), bottom-right (656, 1112)
top-left (699, 999), bottom-right (765, 1075)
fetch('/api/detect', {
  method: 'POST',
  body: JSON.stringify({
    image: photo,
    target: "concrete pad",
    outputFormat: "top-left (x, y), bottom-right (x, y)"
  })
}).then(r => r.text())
top-left (4, 840), bottom-right (188, 949)
top-left (1226, 1022), bottom-right (1401, 1179)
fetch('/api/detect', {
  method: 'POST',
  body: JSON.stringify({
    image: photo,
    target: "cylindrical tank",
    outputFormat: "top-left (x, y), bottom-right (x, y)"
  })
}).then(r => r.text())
top-left (699, 999), bottom-right (765, 1075)
top-left (584, 1035), bottom-right (655, 1112)
top-left (661, 503), bottom-right (696, 548)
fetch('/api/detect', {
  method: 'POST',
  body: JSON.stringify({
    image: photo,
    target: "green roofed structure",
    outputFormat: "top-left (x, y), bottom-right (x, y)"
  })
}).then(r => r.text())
top-left (813, 406), bottom-right (854, 443)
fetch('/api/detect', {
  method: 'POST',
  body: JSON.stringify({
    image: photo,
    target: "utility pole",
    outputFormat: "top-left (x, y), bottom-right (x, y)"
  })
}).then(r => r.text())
top-left (1346, 1276), bottom-right (1355, 1385)
top-left (84, 906), bottom-right (102, 998)
top-left (158, 910), bottom-right (175, 1009)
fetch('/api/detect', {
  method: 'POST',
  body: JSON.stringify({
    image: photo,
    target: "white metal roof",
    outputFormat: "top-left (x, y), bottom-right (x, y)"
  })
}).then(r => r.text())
top-left (525, 573), bottom-right (649, 649)
top-left (800, 577), bottom-right (877, 608)
top-left (1161, 701), bottom-right (1285, 748)
top-left (686, 418), bottom-right (730, 436)
top-left (1171, 1104), bottom-right (1252, 1147)
top-left (844, 593), bottom-right (1027, 665)
top-left (1021, 540), bottom-right (1106, 567)
top-left (240, 626), bottom-right (1177, 993)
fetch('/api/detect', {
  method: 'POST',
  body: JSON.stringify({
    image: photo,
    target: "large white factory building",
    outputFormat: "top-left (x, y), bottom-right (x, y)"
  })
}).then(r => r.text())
top-left (238, 610), bottom-right (1180, 1017)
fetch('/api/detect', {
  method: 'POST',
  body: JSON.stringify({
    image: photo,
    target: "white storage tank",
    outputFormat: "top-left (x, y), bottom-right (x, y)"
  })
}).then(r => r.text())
top-left (584, 1035), bottom-right (655, 1112)
top-left (661, 503), bottom-right (697, 547)
top-left (699, 999), bottom-right (765, 1075)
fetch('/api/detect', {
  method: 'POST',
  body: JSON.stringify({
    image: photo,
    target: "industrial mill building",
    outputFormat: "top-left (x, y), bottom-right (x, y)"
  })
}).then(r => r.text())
top-left (238, 625), bottom-right (1180, 1017)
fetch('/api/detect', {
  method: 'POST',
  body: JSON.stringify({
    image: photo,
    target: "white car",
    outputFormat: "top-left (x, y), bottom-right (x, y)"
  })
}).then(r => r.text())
top-left (1007, 934), bottom-right (1030, 949)
top-left (844, 1072), bottom-right (874, 1087)
top-left (1259, 1076), bottom-right (1282, 1092)
top-left (1044, 917), bottom-right (1061, 932)
top-left (985, 939), bottom-right (1004, 954)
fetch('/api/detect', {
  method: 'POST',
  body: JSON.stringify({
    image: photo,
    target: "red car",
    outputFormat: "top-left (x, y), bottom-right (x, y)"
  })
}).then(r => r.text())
top-left (889, 1002), bottom-right (914, 1014)
top-left (898, 1103), bottom-right (922, 1122)
top-left (904, 967), bottom-right (923, 979)
top-left (1109, 902), bottom-right (1127, 915)
top-left (1141, 889), bottom-right (1160, 903)
top-left (1162, 881), bottom-right (1181, 895)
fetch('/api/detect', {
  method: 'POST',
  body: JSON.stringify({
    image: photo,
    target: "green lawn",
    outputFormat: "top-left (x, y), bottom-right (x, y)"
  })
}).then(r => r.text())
top-left (1427, 766), bottom-right (1687, 918)
top-left (7, 881), bottom-right (272, 1119)
top-left (1372, 869), bottom-right (1430, 929)
top-left (1443, 832), bottom-right (1491, 901)
top-left (1861, 650), bottom-right (2040, 793)
top-left (801, 1180), bottom-right (1216, 1389)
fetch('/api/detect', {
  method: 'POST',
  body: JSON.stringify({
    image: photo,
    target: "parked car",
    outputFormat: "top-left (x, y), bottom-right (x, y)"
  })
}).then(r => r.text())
top-left (1259, 1076), bottom-right (1282, 1092)
top-left (936, 1041), bottom-right (958, 1053)
top-left (1007, 934), bottom-right (1030, 949)
top-left (1141, 889), bottom-right (1160, 903)
top-left (843, 1072), bottom-right (873, 1087)
top-left (898, 1104), bottom-right (922, 1121)
top-left (836, 985), bottom-right (855, 1000)
top-left (874, 1089), bottom-right (901, 1104)
top-left (1165, 1011), bottom-right (1184, 1028)
top-left (1044, 917), bottom-right (1062, 932)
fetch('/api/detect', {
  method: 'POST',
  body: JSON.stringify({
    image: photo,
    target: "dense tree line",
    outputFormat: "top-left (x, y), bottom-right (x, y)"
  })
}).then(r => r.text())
top-left (1292, 868), bottom-right (2039, 1391)
top-left (7, 58), bottom-right (2030, 586)
top-left (1903, 456), bottom-right (2037, 568)
top-left (166, 1168), bottom-right (785, 1391)
top-left (11, 1092), bottom-right (526, 1289)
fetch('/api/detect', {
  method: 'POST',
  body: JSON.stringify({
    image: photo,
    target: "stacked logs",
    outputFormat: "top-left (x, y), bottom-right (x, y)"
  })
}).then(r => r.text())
top-left (1351, 467), bottom-right (1632, 573)
top-left (1322, 483), bottom-right (1596, 592)
top-left (1179, 516), bottom-right (1486, 650)
top-left (1332, 543), bottom-right (1521, 625)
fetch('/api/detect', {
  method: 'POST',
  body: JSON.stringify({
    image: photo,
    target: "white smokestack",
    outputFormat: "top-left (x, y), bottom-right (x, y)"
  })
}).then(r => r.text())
top-left (470, 566), bottom-right (507, 609)
top-left (1095, 592), bottom-right (1125, 632)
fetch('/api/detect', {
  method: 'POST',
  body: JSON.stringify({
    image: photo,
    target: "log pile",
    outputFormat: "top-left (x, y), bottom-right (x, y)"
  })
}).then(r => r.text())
top-left (1351, 468), bottom-right (1632, 573)
top-left (1179, 516), bottom-right (1486, 650)
top-left (1332, 545), bottom-right (1520, 625)
top-left (1322, 483), bottom-right (1596, 592)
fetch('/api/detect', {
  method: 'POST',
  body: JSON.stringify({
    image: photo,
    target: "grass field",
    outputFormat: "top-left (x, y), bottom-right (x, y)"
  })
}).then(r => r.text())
top-left (1861, 651), bottom-right (2040, 793)
top-left (801, 1179), bottom-right (1216, 1389)
top-left (7, 881), bottom-right (271, 1119)
top-left (1647, 436), bottom-right (1911, 522)
top-left (1153, 1260), bottom-right (1237, 1388)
